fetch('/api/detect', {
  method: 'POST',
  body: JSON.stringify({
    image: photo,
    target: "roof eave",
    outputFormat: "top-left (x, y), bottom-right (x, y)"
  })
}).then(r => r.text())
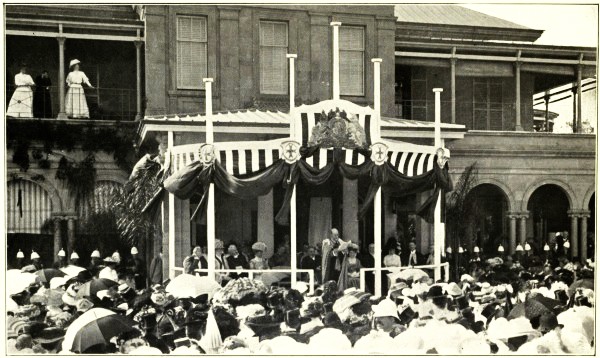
top-left (396, 22), bottom-right (543, 43)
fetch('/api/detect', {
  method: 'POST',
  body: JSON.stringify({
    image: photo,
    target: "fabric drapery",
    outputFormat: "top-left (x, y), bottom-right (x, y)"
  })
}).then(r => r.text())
top-left (161, 145), bottom-right (452, 225)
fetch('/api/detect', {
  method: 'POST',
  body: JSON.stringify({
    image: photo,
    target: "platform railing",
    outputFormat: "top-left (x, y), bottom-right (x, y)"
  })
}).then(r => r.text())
top-left (172, 267), bottom-right (316, 295)
top-left (359, 262), bottom-right (450, 297)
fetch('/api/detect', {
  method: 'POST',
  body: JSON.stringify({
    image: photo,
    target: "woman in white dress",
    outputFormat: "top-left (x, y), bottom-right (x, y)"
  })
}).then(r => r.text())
top-left (65, 59), bottom-right (94, 118)
top-left (7, 64), bottom-right (35, 118)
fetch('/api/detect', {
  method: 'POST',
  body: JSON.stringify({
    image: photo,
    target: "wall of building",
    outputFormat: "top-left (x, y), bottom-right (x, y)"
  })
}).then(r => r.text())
top-left (144, 5), bottom-right (397, 117)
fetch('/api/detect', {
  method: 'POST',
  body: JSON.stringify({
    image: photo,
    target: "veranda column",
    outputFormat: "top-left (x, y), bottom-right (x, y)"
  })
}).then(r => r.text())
top-left (580, 211), bottom-right (589, 261)
top-left (57, 30), bottom-right (67, 120)
top-left (331, 21), bottom-right (341, 100)
top-left (204, 78), bottom-right (216, 280)
top-left (508, 213), bottom-right (518, 254)
top-left (514, 51), bottom-right (523, 131)
top-left (568, 210), bottom-right (579, 259)
top-left (450, 48), bottom-right (456, 124)
top-left (53, 216), bottom-right (62, 258)
top-left (287, 54), bottom-right (298, 288)
top-left (576, 55), bottom-right (583, 133)
top-left (67, 217), bottom-right (76, 256)
top-left (168, 131), bottom-right (176, 278)
top-left (134, 35), bottom-right (143, 121)
top-left (372, 58), bottom-right (383, 296)
top-left (518, 212), bottom-right (528, 246)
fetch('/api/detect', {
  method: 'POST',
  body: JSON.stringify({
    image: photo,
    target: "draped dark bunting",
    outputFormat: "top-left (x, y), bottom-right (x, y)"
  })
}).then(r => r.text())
top-left (162, 147), bottom-right (452, 225)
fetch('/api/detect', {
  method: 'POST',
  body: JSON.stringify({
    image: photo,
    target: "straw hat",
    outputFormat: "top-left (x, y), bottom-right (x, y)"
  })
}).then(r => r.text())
top-left (69, 59), bottom-right (80, 68)
top-left (215, 239), bottom-right (224, 250)
top-left (251, 242), bottom-right (267, 252)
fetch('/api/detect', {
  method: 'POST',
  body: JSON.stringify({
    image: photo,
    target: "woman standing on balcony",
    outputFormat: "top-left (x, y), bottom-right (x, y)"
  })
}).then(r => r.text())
top-left (6, 63), bottom-right (35, 118)
top-left (65, 59), bottom-right (94, 118)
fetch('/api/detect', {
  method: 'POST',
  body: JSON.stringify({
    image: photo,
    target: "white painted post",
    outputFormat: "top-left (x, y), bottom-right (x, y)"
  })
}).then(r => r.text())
top-left (433, 88), bottom-right (444, 282)
top-left (372, 58), bottom-right (382, 139)
top-left (331, 22), bottom-right (341, 100)
top-left (374, 188), bottom-right (383, 297)
top-left (204, 78), bottom-right (216, 280)
top-left (167, 131), bottom-right (176, 278)
top-left (290, 186), bottom-right (298, 288)
top-left (287, 54), bottom-right (297, 111)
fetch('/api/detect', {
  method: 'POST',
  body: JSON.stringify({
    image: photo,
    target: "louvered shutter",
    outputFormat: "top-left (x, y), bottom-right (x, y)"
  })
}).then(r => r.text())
top-left (340, 26), bottom-right (364, 96)
top-left (177, 16), bottom-right (208, 89)
top-left (7, 180), bottom-right (52, 234)
top-left (260, 21), bottom-right (288, 94)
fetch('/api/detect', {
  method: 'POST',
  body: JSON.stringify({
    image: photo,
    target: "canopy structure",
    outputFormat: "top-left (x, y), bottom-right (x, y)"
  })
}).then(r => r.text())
top-left (159, 22), bottom-right (453, 296)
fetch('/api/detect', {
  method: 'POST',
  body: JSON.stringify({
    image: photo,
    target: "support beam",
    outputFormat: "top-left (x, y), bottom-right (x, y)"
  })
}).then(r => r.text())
top-left (53, 217), bottom-right (62, 258)
top-left (580, 212), bottom-right (589, 262)
top-left (544, 92), bottom-right (550, 132)
top-left (433, 88), bottom-right (443, 282)
top-left (57, 33), bottom-right (67, 120)
top-left (331, 22), bottom-right (341, 100)
top-left (67, 217), bottom-right (76, 257)
top-left (134, 36), bottom-right (143, 121)
top-left (287, 54), bottom-right (297, 111)
top-left (508, 213), bottom-right (517, 255)
top-left (576, 59), bottom-right (583, 133)
top-left (167, 131), bottom-right (175, 278)
top-left (518, 213), bottom-right (528, 246)
top-left (569, 211), bottom-right (579, 259)
top-left (374, 188), bottom-right (382, 296)
top-left (515, 51), bottom-right (523, 131)
top-left (290, 186), bottom-right (298, 288)
top-left (204, 78), bottom-right (216, 280)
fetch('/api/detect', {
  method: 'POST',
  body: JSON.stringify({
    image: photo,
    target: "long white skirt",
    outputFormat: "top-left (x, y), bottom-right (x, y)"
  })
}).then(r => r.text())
top-left (65, 85), bottom-right (89, 118)
top-left (6, 87), bottom-right (33, 118)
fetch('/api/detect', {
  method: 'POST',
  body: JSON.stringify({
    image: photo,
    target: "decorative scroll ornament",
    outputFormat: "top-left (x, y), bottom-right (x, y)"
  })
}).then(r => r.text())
top-left (436, 147), bottom-right (449, 169)
top-left (200, 144), bottom-right (216, 165)
top-left (281, 140), bottom-right (301, 164)
top-left (370, 142), bottom-right (389, 166)
top-left (308, 108), bottom-right (367, 149)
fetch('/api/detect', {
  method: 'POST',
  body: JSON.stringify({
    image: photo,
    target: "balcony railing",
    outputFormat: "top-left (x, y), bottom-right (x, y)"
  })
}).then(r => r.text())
top-left (5, 84), bottom-right (137, 121)
top-left (393, 99), bottom-right (571, 133)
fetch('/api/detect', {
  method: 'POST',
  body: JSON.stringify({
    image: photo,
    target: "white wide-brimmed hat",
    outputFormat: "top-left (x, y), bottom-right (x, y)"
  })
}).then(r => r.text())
top-left (372, 298), bottom-right (400, 320)
top-left (69, 59), bottom-right (80, 68)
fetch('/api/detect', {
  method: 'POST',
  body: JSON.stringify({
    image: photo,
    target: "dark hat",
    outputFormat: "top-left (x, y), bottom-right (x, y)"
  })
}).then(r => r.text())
top-left (118, 284), bottom-right (136, 302)
top-left (455, 295), bottom-right (470, 311)
top-left (398, 305), bottom-right (416, 325)
top-left (183, 304), bottom-right (209, 326)
top-left (537, 312), bottom-right (563, 333)
top-left (245, 315), bottom-right (281, 337)
top-left (481, 302), bottom-right (501, 321)
top-left (321, 312), bottom-right (344, 331)
top-left (427, 285), bottom-right (449, 308)
top-left (32, 327), bottom-right (65, 344)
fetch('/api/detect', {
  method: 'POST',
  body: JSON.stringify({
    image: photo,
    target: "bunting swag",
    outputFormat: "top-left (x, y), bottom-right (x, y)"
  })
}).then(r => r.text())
top-left (162, 147), bottom-right (452, 225)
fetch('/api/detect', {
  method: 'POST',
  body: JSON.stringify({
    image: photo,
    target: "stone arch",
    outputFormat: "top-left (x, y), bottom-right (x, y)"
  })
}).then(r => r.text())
top-left (521, 179), bottom-right (576, 212)
top-left (583, 185), bottom-right (595, 211)
top-left (7, 172), bottom-right (63, 212)
top-left (472, 178), bottom-right (517, 212)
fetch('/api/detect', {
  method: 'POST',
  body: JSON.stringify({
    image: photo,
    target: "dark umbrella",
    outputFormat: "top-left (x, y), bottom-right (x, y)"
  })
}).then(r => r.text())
top-left (35, 269), bottom-right (66, 285)
top-left (63, 308), bottom-right (137, 353)
top-left (507, 298), bottom-right (550, 320)
top-left (529, 294), bottom-right (562, 311)
top-left (568, 279), bottom-right (594, 297)
top-left (76, 278), bottom-right (118, 299)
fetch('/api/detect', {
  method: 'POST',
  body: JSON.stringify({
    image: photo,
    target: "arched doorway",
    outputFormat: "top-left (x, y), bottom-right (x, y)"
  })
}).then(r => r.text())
top-left (464, 184), bottom-right (509, 254)
top-left (527, 184), bottom-right (570, 252)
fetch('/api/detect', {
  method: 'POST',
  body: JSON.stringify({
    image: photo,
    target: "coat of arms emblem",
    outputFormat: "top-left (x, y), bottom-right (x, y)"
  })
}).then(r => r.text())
top-left (281, 140), bottom-right (301, 164)
top-left (308, 108), bottom-right (367, 149)
top-left (200, 144), bottom-right (216, 165)
top-left (370, 142), bottom-right (388, 165)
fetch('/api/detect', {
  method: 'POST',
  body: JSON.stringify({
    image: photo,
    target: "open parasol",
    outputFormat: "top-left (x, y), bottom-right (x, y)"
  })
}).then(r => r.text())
top-left (259, 271), bottom-right (290, 286)
top-left (35, 268), bottom-right (66, 285)
top-left (62, 308), bottom-right (137, 353)
top-left (507, 298), bottom-right (550, 320)
top-left (75, 278), bottom-right (118, 299)
top-left (213, 278), bottom-right (268, 302)
top-left (165, 274), bottom-right (221, 299)
top-left (60, 265), bottom-right (87, 277)
top-left (389, 268), bottom-right (429, 282)
top-left (7, 269), bottom-right (37, 295)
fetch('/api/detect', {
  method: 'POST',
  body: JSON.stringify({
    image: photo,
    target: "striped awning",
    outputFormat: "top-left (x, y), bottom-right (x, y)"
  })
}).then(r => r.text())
top-left (7, 179), bottom-right (52, 234)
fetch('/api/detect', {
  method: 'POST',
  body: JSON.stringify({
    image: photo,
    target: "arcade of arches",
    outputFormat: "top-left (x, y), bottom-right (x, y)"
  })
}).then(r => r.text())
top-left (464, 182), bottom-right (594, 261)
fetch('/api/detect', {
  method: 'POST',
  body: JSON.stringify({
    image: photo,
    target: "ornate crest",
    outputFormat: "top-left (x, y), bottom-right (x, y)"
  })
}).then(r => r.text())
top-left (436, 147), bottom-right (449, 168)
top-left (308, 108), bottom-right (367, 149)
top-left (281, 140), bottom-right (301, 164)
top-left (370, 142), bottom-right (388, 166)
top-left (200, 144), bottom-right (216, 165)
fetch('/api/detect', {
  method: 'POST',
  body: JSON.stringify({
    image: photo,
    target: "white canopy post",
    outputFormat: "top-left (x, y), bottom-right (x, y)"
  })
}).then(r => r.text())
top-left (204, 78), bottom-right (216, 280)
top-left (331, 21), bottom-right (341, 100)
top-left (168, 131), bottom-right (176, 278)
top-left (372, 58), bottom-right (383, 297)
top-left (433, 88), bottom-right (444, 281)
top-left (287, 54), bottom-right (297, 111)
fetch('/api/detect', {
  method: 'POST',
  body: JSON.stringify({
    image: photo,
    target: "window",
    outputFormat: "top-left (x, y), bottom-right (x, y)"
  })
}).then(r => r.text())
top-left (260, 21), bottom-right (288, 94)
top-left (339, 26), bottom-right (365, 96)
top-left (177, 16), bottom-right (208, 89)
top-left (473, 79), bottom-right (503, 130)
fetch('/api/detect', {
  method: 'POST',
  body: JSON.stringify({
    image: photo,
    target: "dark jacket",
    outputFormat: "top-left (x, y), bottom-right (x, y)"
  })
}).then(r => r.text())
top-left (226, 254), bottom-right (249, 279)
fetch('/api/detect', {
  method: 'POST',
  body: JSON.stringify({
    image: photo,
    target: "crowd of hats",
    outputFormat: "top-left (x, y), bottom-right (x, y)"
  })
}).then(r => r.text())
top-left (6, 249), bottom-right (595, 355)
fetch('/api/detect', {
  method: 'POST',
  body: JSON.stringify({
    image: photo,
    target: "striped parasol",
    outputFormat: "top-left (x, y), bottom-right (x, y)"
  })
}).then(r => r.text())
top-left (213, 278), bottom-right (268, 303)
top-left (332, 288), bottom-right (371, 315)
top-left (75, 278), bottom-right (118, 299)
top-left (62, 308), bottom-right (137, 353)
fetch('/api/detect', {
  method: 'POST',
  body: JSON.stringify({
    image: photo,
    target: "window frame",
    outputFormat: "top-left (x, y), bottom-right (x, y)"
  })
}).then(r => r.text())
top-left (259, 20), bottom-right (289, 95)
top-left (339, 25), bottom-right (366, 97)
top-left (176, 15), bottom-right (209, 90)
top-left (472, 78), bottom-right (504, 130)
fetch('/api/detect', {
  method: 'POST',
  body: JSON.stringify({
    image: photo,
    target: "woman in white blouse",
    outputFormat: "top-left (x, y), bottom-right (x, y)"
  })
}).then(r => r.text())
top-left (7, 64), bottom-right (35, 118)
top-left (65, 59), bottom-right (94, 118)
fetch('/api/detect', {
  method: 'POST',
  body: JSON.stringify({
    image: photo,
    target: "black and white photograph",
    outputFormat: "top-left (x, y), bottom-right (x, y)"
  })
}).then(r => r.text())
top-left (2, 2), bottom-right (598, 355)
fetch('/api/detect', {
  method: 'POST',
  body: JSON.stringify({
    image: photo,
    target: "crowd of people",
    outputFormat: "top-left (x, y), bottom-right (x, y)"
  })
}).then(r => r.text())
top-left (6, 228), bottom-right (595, 354)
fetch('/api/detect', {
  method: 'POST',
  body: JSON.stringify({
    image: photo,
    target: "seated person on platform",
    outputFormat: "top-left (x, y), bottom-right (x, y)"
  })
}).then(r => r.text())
top-left (383, 246), bottom-right (402, 268)
top-left (270, 245), bottom-right (291, 267)
top-left (183, 246), bottom-right (208, 276)
top-left (249, 242), bottom-right (269, 270)
top-left (300, 246), bottom-right (322, 284)
top-left (404, 241), bottom-right (422, 267)
top-left (226, 243), bottom-right (249, 279)
top-left (338, 243), bottom-right (362, 291)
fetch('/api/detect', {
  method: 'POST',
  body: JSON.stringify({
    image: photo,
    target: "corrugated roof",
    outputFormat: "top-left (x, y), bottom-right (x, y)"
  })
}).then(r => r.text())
top-left (143, 110), bottom-right (465, 131)
top-left (395, 5), bottom-right (532, 30)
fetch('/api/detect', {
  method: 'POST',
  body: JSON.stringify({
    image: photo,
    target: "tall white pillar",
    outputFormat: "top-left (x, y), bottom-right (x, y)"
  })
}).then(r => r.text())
top-left (167, 131), bottom-right (176, 278)
top-left (134, 36), bottom-right (143, 120)
top-left (57, 31), bottom-right (67, 120)
top-left (204, 78), bottom-right (216, 280)
top-left (290, 186), bottom-right (298, 287)
top-left (287, 54), bottom-right (297, 111)
top-left (374, 188), bottom-right (382, 296)
top-left (331, 22), bottom-right (341, 100)
top-left (433, 88), bottom-right (444, 281)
